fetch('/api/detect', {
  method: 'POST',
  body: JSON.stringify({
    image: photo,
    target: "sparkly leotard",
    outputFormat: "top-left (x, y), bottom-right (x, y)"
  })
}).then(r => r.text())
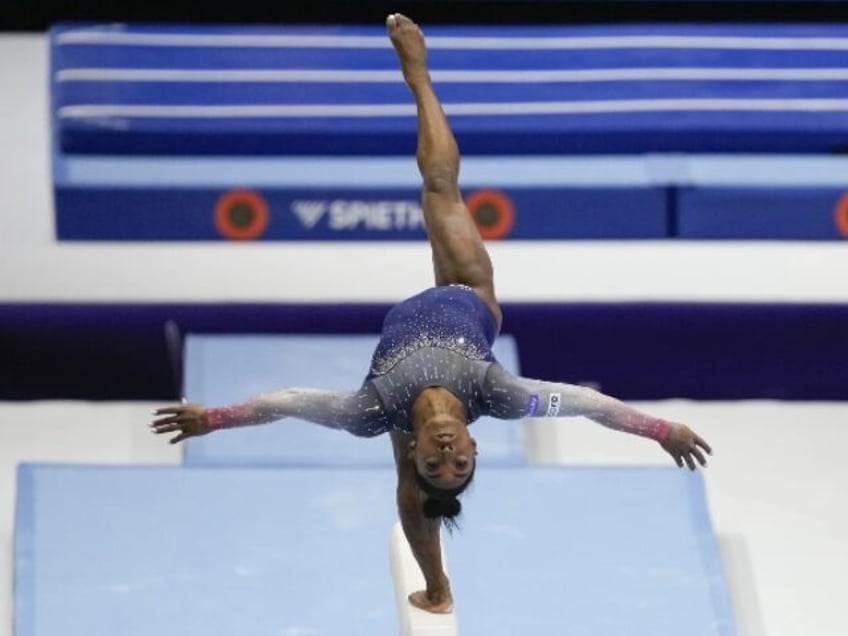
top-left (363, 284), bottom-right (499, 434)
top-left (205, 285), bottom-right (671, 442)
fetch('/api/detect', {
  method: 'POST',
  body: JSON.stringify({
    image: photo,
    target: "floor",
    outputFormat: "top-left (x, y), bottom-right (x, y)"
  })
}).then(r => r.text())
top-left (2, 399), bottom-right (846, 636)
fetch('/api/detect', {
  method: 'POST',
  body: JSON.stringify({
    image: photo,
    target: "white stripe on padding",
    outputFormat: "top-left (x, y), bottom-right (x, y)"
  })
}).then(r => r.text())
top-left (390, 522), bottom-right (458, 636)
top-left (55, 67), bottom-right (848, 83)
top-left (58, 98), bottom-right (848, 120)
top-left (54, 30), bottom-right (848, 51)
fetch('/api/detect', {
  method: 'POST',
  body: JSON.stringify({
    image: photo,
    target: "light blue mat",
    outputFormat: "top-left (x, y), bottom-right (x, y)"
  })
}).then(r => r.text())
top-left (15, 464), bottom-right (398, 636)
top-left (15, 464), bottom-right (735, 636)
top-left (182, 334), bottom-right (525, 466)
top-left (450, 466), bottom-right (736, 635)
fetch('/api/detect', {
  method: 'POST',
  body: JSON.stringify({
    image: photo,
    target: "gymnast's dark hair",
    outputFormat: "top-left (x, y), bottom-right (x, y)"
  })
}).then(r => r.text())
top-left (413, 466), bottom-right (475, 532)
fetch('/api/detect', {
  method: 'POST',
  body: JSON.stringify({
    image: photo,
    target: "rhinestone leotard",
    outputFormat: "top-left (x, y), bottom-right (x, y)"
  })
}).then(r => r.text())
top-left (206, 285), bottom-right (672, 443)
top-left (363, 284), bottom-right (499, 433)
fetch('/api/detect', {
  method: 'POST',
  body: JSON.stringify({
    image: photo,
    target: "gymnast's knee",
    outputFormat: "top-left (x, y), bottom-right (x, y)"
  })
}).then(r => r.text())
top-left (421, 165), bottom-right (460, 197)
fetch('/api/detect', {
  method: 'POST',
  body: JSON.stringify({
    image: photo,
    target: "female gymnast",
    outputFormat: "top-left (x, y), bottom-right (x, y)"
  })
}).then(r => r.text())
top-left (151, 13), bottom-right (712, 614)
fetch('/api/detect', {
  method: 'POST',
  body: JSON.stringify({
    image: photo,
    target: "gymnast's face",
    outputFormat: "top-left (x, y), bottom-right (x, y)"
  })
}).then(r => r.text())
top-left (411, 414), bottom-right (477, 490)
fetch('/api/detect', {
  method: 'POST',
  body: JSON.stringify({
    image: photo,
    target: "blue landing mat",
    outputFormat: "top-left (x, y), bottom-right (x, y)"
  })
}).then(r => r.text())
top-left (15, 464), bottom-right (736, 636)
top-left (182, 334), bottom-right (525, 466)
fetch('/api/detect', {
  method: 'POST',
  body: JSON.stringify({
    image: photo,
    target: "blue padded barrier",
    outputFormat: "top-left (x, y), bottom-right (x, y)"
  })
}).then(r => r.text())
top-left (53, 184), bottom-right (669, 241)
top-left (50, 23), bottom-right (848, 241)
top-left (50, 23), bottom-right (848, 156)
top-left (182, 334), bottom-right (525, 466)
top-left (51, 154), bottom-right (848, 242)
top-left (677, 187), bottom-right (848, 239)
top-left (15, 463), bottom-right (736, 636)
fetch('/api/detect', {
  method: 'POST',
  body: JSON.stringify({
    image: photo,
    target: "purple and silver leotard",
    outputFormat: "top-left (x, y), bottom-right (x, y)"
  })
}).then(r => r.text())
top-left (364, 284), bottom-right (500, 433)
top-left (206, 285), bottom-right (671, 442)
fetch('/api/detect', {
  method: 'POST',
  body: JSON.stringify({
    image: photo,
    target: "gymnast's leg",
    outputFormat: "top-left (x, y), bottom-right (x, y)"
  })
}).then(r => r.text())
top-left (387, 13), bottom-right (503, 332)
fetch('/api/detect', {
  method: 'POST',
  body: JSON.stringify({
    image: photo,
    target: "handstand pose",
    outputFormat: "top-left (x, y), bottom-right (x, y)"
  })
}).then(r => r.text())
top-left (151, 13), bottom-right (711, 615)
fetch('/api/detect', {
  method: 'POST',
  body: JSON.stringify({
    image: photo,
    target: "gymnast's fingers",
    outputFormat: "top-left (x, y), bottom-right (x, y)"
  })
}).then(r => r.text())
top-left (150, 422), bottom-right (183, 434)
top-left (692, 446), bottom-right (708, 467)
top-left (169, 432), bottom-right (190, 445)
top-left (683, 452), bottom-right (696, 471)
top-left (695, 434), bottom-right (713, 455)
top-left (150, 413), bottom-right (193, 427)
top-left (152, 405), bottom-right (186, 416)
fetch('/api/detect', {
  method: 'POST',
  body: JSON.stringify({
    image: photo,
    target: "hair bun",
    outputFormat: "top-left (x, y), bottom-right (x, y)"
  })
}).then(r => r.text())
top-left (422, 496), bottom-right (461, 519)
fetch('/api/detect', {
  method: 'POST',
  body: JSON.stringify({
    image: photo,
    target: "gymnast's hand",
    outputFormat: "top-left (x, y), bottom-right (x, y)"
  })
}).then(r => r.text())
top-left (150, 402), bottom-right (210, 444)
top-left (408, 583), bottom-right (454, 614)
top-left (660, 423), bottom-right (712, 471)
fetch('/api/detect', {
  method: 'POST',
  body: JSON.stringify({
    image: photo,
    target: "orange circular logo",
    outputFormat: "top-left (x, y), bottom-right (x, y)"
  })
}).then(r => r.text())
top-left (835, 193), bottom-right (848, 238)
top-left (466, 189), bottom-right (515, 239)
top-left (214, 190), bottom-right (269, 240)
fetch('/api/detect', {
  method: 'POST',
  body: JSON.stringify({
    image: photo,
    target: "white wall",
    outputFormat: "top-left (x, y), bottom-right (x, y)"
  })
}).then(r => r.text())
top-left (1, 33), bottom-right (847, 636)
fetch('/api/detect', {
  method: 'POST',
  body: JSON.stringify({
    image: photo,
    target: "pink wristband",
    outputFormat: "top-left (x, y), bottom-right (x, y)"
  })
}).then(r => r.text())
top-left (205, 407), bottom-right (229, 431)
top-left (654, 419), bottom-right (673, 442)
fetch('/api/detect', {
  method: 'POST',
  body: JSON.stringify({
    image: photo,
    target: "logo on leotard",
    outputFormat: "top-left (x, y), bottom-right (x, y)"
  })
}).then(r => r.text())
top-left (526, 394), bottom-right (539, 416)
top-left (546, 393), bottom-right (561, 417)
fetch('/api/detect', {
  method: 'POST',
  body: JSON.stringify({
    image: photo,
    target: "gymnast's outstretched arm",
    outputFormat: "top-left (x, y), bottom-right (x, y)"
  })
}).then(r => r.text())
top-left (483, 364), bottom-right (713, 470)
top-left (390, 431), bottom-right (454, 614)
top-left (150, 384), bottom-right (385, 444)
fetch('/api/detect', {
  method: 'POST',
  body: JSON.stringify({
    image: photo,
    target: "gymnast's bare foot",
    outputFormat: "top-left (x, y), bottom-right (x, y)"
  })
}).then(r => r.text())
top-left (386, 13), bottom-right (430, 88)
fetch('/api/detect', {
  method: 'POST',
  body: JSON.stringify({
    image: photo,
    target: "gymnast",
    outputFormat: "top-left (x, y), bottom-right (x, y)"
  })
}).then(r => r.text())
top-left (151, 13), bottom-right (712, 615)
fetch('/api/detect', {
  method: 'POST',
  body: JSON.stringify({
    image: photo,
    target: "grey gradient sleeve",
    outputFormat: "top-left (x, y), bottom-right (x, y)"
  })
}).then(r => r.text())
top-left (483, 364), bottom-right (671, 441)
top-left (205, 382), bottom-right (389, 438)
